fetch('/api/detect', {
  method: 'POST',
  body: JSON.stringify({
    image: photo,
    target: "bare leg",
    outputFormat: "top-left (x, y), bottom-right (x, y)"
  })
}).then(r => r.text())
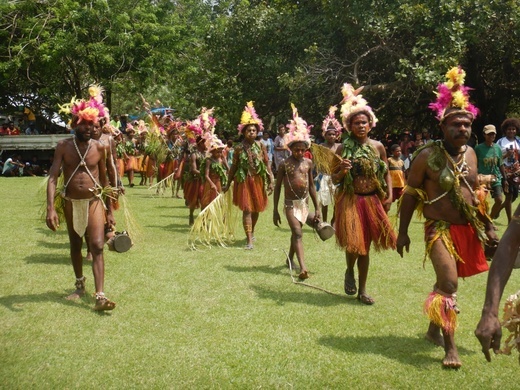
top-left (127, 169), bottom-right (134, 187)
top-left (356, 254), bottom-right (374, 304)
top-left (86, 200), bottom-right (116, 311)
top-left (503, 191), bottom-right (513, 223)
top-left (321, 204), bottom-right (328, 222)
top-left (489, 194), bottom-right (503, 220)
top-left (64, 201), bottom-right (86, 299)
top-left (189, 208), bottom-right (195, 226)
top-left (243, 211), bottom-right (253, 249)
top-left (344, 252), bottom-right (358, 295)
top-left (425, 321), bottom-right (445, 347)
top-left (429, 240), bottom-right (460, 368)
top-left (285, 208), bottom-right (308, 279)
top-left (86, 200), bottom-right (106, 294)
top-left (251, 212), bottom-right (259, 241)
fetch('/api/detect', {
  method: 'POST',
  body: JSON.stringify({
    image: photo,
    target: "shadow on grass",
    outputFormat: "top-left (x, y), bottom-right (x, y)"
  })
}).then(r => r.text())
top-left (0, 290), bottom-right (92, 312)
top-left (319, 334), bottom-right (475, 366)
top-left (24, 252), bottom-right (69, 265)
top-left (225, 264), bottom-right (288, 276)
top-left (250, 284), bottom-right (350, 307)
top-left (146, 223), bottom-right (190, 232)
top-left (34, 239), bottom-right (70, 250)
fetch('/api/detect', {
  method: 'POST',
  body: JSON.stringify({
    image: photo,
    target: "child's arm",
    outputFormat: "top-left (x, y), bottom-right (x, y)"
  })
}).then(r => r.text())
top-left (273, 162), bottom-right (285, 227)
top-left (308, 160), bottom-right (321, 221)
top-left (205, 158), bottom-right (218, 192)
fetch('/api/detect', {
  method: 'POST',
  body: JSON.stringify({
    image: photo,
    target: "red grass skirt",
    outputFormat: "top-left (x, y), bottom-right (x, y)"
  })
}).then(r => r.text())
top-left (334, 192), bottom-right (396, 255)
top-left (184, 178), bottom-right (202, 209)
top-left (201, 177), bottom-right (222, 210)
top-left (233, 175), bottom-right (268, 212)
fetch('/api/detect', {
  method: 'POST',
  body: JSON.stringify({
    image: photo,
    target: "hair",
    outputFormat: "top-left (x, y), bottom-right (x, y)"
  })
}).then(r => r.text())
top-left (226, 139), bottom-right (233, 147)
top-left (347, 110), bottom-right (373, 129)
top-left (242, 123), bottom-right (260, 134)
top-left (390, 144), bottom-right (400, 152)
top-left (500, 118), bottom-right (520, 133)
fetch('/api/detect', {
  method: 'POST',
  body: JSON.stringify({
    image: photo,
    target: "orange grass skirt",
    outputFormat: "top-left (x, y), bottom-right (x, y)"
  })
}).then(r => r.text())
top-left (334, 192), bottom-right (396, 255)
top-left (184, 178), bottom-right (202, 209)
top-left (233, 175), bottom-right (268, 212)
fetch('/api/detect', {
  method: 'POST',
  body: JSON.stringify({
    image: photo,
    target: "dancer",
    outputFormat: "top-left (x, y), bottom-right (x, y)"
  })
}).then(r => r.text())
top-left (48, 87), bottom-right (116, 310)
top-left (201, 134), bottom-right (228, 210)
top-left (316, 106), bottom-right (342, 222)
top-left (397, 67), bottom-right (497, 368)
top-left (332, 83), bottom-right (396, 305)
top-left (224, 102), bottom-right (274, 249)
top-left (273, 105), bottom-right (320, 279)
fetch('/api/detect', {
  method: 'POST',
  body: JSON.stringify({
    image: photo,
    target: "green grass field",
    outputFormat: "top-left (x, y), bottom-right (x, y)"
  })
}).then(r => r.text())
top-left (1, 177), bottom-right (519, 389)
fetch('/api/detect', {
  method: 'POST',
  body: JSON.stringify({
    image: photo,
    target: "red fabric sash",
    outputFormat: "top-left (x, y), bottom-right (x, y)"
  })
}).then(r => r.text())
top-left (449, 224), bottom-right (489, 278)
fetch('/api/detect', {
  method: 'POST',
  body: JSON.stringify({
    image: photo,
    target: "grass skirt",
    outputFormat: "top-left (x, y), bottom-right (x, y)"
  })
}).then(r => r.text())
top-left (184, 178), bottom-right (202, 209)
top-left (233, 175), bottom-right (268, 212)
top-left (334, 192), bottom-right (396, 255)
top-left (201, 175), bottom-right (222, 210)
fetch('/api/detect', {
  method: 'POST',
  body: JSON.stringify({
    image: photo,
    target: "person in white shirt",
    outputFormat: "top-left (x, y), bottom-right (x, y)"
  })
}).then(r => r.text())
top-left (496, 118), bottom-right (520, 223)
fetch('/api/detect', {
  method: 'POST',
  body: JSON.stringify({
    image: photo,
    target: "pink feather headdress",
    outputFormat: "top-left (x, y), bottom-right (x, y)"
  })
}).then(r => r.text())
top-left (237, 101), bottom-right (264, 134)
top-left (58, 84), bottom-right (108, 124)
top-left (284, 104), bottom-right (312, 148)
top-left (321, 106), bottom-right (343, 137)
top-left (339, 83), bottom-right (378, 130)
top-left (429, 66), bottom-right (479, 122)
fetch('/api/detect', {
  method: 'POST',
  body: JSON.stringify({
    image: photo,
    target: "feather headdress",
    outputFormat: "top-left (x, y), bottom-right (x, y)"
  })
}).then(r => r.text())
top-left (429, 66), bottom-right (479, 123)
top-left (205, 132), bottom-right (226, 153)
top-left (58, 83), bottom-right (108, 124)
top-left (321, 106), bottom-right (343, 137)
top-left (237, 101), bottom-right (264, 134)
top-left (199, 107), bottom-right (217, 133)
top-left (284, 103), bottom-right (311, 148)
top-left (339, 83), bottom-right (378, 130)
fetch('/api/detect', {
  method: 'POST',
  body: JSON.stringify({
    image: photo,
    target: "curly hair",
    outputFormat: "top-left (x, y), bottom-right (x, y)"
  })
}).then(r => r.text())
top-left (500, 117), bottom-right (520, 134)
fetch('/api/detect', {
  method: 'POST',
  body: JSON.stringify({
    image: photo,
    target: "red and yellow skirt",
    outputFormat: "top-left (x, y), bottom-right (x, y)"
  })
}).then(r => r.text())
top-left (334, 192), bottom-right (396, 255)
top-left (233, 175), bottom-right (268, 213)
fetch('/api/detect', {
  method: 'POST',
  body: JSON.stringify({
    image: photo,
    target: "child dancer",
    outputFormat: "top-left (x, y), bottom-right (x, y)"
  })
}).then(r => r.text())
top-left (273, 104), bottom-right (320, 279)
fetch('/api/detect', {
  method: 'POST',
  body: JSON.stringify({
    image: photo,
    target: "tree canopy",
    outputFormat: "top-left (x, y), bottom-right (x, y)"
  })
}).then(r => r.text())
top-left (1, 0), bottom-right (519, 139)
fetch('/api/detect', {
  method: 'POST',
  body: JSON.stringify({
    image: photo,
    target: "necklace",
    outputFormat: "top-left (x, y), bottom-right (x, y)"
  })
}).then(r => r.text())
top-left (443, 146), bottom-right (479, 204)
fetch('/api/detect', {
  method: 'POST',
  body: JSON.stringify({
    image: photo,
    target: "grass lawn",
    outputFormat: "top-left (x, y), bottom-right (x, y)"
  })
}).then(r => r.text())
top-left (1, 177), bottom-right (519, 389)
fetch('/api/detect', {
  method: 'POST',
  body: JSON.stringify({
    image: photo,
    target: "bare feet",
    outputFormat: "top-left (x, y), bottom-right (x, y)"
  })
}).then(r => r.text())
top-left (66, 276), bottom-right (86, 300)
top-left (298, 270), bottom-right (309, 280)
top-left (442, 331), bottom-right (461, 369)
top-left (442, 351), bottom-right (462, 369)
top-left (425, 322), bottom-right (445, 347)
top-left (244, 243), bottom-right (253, 250)
top-left (84, 252), bottom-right (93, 262)
top-left (285, 258), bottom-right (297, 270)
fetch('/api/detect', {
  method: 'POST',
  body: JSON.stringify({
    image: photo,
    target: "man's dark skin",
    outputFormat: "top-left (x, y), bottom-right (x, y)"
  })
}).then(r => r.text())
top-left (475, 203), bottom-right (520, 361)
top-left (46, 119), bottom-right (115, 308)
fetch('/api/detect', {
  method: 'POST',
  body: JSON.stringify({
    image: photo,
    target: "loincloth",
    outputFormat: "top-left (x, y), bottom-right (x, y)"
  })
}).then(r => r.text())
top-left (61, 194), bottom-right (98, 237)
top-left (284, 198), bottom-right (309, 224)
top-left (424, 219), bottom-right (488, 278)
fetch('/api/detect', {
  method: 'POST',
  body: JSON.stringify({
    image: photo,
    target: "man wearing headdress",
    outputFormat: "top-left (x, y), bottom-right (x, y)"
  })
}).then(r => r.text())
top-left (224, 102), bottom-right (274, 250)
top-left (332, 84), bottom-right (396, 306)
top-left (397, 67), bottom-right (498, 368)
top-left (46, 86), bottom-right (116, 311)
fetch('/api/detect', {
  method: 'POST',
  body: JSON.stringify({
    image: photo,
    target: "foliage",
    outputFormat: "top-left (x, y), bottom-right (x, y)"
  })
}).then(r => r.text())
top-left (1, 0), bottom-right (519, 138)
